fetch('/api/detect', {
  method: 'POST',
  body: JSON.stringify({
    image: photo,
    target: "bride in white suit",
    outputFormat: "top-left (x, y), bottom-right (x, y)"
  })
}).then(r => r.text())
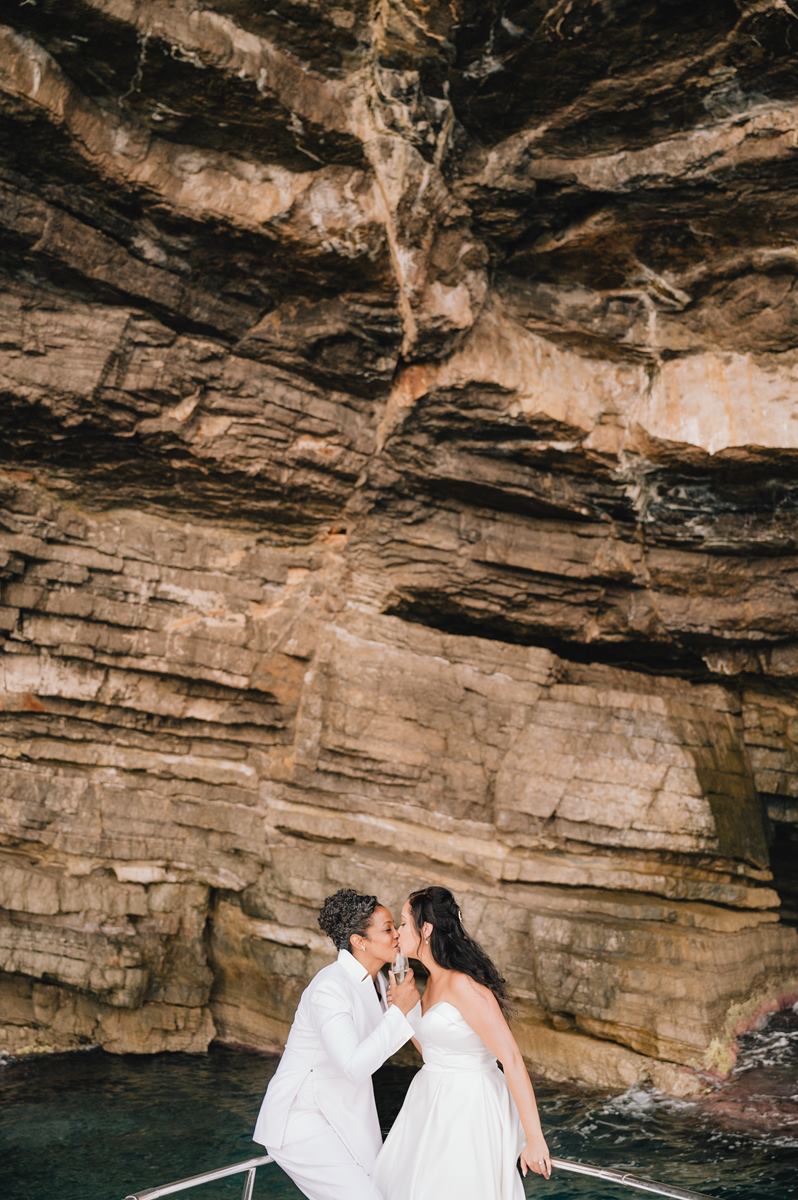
top-left (253, 888), bottom-right (419, 1200)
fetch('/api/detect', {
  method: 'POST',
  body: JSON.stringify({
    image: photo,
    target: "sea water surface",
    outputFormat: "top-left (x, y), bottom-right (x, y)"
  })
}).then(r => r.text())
top-left (1, 1008), bottom-right (796, 1200)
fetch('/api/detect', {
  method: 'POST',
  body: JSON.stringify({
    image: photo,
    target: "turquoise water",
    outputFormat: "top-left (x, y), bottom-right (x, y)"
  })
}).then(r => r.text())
top-left (1, 1010), bottom-right (796, 1200)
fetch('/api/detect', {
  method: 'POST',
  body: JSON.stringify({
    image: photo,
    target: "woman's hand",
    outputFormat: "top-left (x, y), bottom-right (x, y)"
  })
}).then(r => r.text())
top-left (387, 968), bottom-right (419, 1014)
top-left (520, 1136), bottom-right (551, 1180)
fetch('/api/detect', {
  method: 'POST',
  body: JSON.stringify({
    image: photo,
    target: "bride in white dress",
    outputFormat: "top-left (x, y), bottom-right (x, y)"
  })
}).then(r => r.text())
top-left (374, 886), bottom-right (551, 1200)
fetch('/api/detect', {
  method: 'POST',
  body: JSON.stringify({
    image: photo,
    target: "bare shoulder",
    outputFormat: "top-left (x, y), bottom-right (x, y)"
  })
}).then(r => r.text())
top-left (449, 971), bottom-right (501, 1014)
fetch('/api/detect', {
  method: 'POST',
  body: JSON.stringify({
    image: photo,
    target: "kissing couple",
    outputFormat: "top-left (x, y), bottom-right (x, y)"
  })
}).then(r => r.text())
top-left (253, 885), bottom-right (551, 1200)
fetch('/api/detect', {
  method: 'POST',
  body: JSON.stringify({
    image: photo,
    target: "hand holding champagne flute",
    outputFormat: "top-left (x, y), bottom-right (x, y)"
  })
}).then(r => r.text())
top-left (388, 953), bottom-right (418, 1013)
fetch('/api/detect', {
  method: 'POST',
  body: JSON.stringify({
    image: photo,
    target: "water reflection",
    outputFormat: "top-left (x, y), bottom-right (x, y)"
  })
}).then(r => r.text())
top-left (1, 1008), bottom-right (796, 1200)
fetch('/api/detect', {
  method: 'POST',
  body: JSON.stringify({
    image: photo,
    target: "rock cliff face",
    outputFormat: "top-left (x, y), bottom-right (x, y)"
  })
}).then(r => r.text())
top-left (1, 0), bottom-right (797, 1094)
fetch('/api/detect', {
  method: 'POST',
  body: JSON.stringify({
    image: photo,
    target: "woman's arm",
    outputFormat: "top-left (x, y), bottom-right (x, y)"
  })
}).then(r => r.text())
top-left (387, 987), bottom-right (424, 1057)
top-left (450, 975), bottom-right (551, 1180)
top-left (310, 974), bottom-right (419, 1085)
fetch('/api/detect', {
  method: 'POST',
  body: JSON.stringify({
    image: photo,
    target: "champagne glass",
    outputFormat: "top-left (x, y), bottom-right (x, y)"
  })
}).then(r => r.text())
top-left (393, 952), bottom-right (408, 983)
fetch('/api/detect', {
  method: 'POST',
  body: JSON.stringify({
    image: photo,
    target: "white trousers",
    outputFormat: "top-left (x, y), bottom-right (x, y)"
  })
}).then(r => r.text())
top-left (269, 1103), bottom-right (383, 1200)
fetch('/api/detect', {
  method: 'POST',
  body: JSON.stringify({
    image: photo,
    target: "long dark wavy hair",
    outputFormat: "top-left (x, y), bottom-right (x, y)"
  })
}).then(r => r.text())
top-left (407, 885), bottom-right (511, 1017)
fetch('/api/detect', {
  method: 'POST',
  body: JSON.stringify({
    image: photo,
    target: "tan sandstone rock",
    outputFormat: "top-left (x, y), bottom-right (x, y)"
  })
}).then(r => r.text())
top-left (0, 0), bottom-right (797, 1093)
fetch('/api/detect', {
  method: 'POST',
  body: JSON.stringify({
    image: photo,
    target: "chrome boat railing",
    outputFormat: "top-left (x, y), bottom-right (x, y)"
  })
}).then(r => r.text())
top-left (123, 1154), bottom-right (716, 1200)
top-left (552, 1157), bottom-right (715, 1198)
top-left (123, 1154), bottom-right (272, 1200)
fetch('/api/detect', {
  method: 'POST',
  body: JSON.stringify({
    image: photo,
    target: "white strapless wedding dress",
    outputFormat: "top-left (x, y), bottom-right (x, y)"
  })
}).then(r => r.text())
top-left (373, 1001), bottom-right (525, 1200)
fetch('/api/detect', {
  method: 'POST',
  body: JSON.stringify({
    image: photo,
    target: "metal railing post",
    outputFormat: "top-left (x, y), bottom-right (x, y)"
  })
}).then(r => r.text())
top-left (241, 1166), bottom-right (257, 1200)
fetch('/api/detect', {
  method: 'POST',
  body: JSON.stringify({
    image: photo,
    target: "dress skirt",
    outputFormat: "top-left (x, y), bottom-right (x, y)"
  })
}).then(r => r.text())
top-left (373, 1061), bottom-right (525, 1200)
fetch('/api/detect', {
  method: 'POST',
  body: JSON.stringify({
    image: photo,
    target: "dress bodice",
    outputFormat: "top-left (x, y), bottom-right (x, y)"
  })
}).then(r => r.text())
top-left (413, 1001), bottom-right (498, 1072)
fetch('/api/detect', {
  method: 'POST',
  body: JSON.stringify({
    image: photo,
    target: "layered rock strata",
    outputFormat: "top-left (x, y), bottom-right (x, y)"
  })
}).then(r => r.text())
top-left (1, 0), bottom-right (797, 1093)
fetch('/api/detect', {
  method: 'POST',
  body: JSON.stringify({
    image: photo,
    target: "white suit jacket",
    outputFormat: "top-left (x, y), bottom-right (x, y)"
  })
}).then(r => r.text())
top-left (253, 949), bottom-right (414, 1171)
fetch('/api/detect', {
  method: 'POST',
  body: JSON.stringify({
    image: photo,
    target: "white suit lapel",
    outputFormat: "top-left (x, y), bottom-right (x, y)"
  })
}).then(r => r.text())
top-left (336, 949), bottom-right (382, 1030)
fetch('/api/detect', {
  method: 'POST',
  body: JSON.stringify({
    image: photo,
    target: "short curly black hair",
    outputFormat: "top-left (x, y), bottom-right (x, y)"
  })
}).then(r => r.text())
top-left (318, 888), bottom-right (380, 951)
